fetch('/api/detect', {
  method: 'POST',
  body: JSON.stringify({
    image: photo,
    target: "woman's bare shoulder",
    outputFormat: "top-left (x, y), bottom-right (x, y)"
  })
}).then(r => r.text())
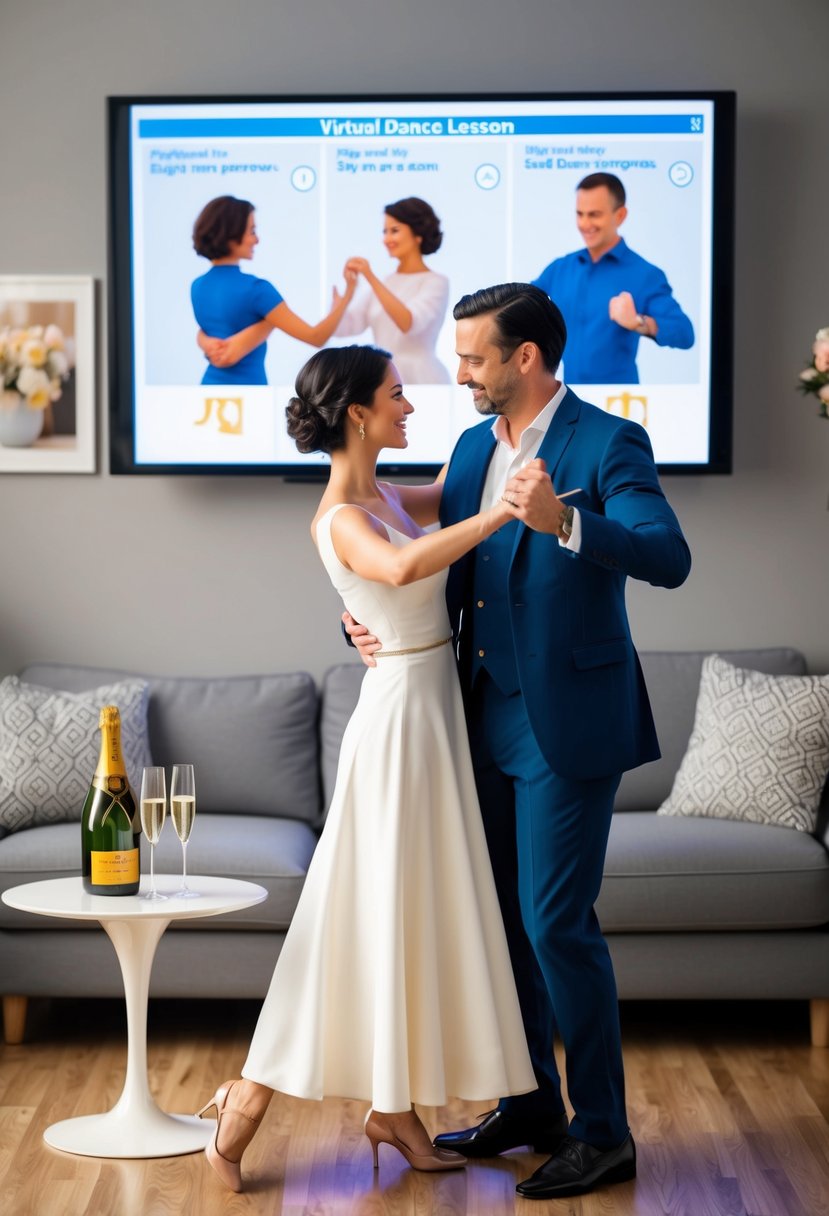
top-left (312, 500), bottom-right (386, 545)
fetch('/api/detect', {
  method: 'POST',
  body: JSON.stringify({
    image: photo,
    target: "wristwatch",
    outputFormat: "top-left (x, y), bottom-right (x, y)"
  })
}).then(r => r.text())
top-left (559, 505), bottom-right (574, 538)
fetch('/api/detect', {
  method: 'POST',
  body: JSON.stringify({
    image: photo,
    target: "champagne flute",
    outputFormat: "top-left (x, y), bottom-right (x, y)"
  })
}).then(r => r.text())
top-left (139, 766), bottom-right (168, 901)
top-left (170, 763), bottom-right (200, 898)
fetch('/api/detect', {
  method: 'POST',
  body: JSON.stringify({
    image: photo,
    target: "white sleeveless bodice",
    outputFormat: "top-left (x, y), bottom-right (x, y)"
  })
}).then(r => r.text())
top-left (315, 503), bottom-right (452, 654)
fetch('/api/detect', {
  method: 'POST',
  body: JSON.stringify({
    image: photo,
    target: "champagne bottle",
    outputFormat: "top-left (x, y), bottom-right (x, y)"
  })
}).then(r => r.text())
top-left (81, 705), bottom-right (141, 895)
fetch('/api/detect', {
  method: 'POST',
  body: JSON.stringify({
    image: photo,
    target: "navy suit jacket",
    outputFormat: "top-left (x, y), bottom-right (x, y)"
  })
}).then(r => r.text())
top-left (440, 388), bottom-right (692, 781)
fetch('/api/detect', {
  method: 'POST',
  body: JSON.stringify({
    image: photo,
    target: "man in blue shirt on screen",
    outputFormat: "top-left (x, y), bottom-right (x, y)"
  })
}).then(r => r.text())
top-left (533, 173), bottom-right (694, 384)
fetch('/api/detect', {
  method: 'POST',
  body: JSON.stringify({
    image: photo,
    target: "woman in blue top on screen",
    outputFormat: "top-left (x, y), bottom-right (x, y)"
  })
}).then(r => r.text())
top-left (191, 195), bottom-right (356, 385)
top-left (336, 197), bottom-right (451, 384)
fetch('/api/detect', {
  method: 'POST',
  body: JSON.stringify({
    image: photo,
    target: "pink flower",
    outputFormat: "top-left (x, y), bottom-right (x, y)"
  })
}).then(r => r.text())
top-left (819, 383), bottom-right (829, 404)
top-left (813, 328), bottom-right (829, 374)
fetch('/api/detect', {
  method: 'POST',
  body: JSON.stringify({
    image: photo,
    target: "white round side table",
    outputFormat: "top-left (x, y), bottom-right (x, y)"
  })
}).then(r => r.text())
top-left (2, 874), bottom-right (268, 1158)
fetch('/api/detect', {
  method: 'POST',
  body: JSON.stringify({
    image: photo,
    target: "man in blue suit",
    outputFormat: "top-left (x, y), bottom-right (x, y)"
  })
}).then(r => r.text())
top-left (349, 283), bottom-right (691, 1199)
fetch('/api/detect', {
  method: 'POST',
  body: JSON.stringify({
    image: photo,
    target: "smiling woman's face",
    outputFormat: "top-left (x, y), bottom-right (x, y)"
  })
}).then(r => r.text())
top-left (382, 215), bottom-right (420, 264)
top-left (360, 361), bottom-right (414, 449)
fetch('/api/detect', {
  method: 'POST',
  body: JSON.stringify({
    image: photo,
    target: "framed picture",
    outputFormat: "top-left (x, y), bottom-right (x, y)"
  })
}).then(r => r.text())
top-left (0, 275), bottom-right (95, 473)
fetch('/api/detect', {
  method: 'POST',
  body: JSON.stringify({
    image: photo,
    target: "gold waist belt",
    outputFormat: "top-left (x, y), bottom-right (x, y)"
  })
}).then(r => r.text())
top-left (375, 636), bottom-right (453, 658)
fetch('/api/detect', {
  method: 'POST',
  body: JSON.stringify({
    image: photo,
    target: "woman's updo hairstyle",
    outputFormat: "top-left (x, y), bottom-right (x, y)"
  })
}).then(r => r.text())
top-left (384, 197), bottom-right (443, 255)
top-left (192, 195), bottom-right (254, 260)
top-left (286, 345), bottom-right (393, 455)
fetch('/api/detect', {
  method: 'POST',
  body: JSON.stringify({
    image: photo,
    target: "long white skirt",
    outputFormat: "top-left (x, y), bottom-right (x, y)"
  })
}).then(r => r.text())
top-left (242, 646), bottom-right (535, 1112)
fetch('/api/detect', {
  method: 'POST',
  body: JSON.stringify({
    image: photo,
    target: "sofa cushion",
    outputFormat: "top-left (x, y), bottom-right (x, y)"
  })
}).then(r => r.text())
top-left (320, 663), bottom-right (366, 810)
top-left (19, 664), bottom-right (321, 824)
top-left (615, 648), bottom-right (808, 812)
top-left (657, 655), bottom-right (829, 833)
top-left (0, 676), bottom-right (152, 835)
top-left (0, 815), bottom-right (317, 932)
top-left (598, 813), bottom-right (829, 932)
top-left (321, 653), bottom-right (814, 818)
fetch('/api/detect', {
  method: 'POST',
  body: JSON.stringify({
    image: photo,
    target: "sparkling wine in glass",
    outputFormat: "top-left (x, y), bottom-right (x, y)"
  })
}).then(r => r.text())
top-left (139, 766), bottom-right (167, 901)
top-left (170, 763), bottom-right (199, 898)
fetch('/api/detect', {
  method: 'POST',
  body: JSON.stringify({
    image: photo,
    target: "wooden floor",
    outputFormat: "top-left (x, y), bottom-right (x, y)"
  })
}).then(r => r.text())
top-left (0, 997), bottom-right (827, 1216)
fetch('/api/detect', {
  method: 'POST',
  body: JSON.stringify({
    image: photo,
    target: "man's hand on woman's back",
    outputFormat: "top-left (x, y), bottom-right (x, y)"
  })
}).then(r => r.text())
top-left (342, 612), bottom-right (381, 668)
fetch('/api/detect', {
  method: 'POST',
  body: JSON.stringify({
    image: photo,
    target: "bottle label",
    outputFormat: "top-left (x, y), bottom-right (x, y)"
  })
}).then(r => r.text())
top-left (91, 848), bottom-right (139, 885)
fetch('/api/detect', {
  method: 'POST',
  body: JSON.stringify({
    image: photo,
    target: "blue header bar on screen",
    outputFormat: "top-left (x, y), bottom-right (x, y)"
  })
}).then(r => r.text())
top-left (138, 114), bottom-right (705, 139)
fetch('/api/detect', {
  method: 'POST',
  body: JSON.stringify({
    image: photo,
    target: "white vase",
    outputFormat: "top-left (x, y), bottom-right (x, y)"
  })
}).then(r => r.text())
top-left (0, 391), bottom-right (45, 447)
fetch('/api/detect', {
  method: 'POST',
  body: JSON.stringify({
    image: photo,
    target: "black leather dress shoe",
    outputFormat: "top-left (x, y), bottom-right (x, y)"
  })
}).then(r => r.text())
top-left (432, 1109), bottom-right (569, 1158)
top-left (515, 1133), bottom-right (636, 1199)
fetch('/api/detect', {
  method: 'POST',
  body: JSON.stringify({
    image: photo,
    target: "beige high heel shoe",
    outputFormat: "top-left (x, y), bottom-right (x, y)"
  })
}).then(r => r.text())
top-left (365, 1109), bottom-right (467, 1172)
top-left (196, 1080), bottom-right (261, 1193)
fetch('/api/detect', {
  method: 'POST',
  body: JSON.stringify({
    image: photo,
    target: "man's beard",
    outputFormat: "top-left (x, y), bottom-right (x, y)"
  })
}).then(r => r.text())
top-left (474, 395), bottom-right (501, 416)
top-left (468, 383), bottom-right (506, 416)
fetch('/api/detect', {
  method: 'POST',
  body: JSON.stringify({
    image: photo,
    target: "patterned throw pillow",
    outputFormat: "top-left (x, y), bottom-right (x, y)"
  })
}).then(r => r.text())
top-left (0, 676), bottom-right (152, 834)
top-left (658, 654), bottom-right (829, 833)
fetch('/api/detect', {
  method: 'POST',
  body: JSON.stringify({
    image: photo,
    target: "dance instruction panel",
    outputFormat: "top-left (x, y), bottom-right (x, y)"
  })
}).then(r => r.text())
top-left (125, 96), bottom-right (719, 471)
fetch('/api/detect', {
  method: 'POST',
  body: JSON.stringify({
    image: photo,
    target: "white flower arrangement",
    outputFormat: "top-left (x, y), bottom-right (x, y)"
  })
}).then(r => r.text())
top-left (0, 323), bottom-right (73, 410)
top-left (797, 326), bottom-right (829, 419)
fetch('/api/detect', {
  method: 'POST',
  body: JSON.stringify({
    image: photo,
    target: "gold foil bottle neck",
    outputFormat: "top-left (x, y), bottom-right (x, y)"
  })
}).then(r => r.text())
top-left (98, 705), bottom-right (121, 728)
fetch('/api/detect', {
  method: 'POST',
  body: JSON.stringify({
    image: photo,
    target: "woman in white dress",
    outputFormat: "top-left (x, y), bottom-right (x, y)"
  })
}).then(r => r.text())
top-left (196, 345), bottom-right (534, 1192)
top-left (336, 197), bottom-right (451, 383)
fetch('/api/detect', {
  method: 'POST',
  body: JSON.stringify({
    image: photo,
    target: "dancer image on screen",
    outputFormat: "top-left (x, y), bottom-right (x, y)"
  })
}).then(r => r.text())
top-left (533, 173), bottom-right (694, 384)
top-left (345, 283), bottom-right (692, 1200)
top-left (195, 344), bottom-right (535, 1193)
top-left (336, 197), bottom-right (451, 384)
top-left (191, 195), bottom-right (356, 385)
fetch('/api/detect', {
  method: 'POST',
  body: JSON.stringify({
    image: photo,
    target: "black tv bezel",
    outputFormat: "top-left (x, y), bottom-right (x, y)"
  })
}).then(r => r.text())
top-left (107, 89), bottom-right (735, 479)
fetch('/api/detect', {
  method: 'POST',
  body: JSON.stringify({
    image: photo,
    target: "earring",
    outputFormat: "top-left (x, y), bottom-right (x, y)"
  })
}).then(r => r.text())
top-left (359, 422), bottom-right (366, 441)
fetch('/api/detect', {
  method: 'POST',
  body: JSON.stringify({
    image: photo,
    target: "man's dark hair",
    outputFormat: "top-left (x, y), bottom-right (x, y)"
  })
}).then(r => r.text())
top-left (452, 283), bottom-right (567, 374)
top-left (576, 172), bottom-right (626, 209)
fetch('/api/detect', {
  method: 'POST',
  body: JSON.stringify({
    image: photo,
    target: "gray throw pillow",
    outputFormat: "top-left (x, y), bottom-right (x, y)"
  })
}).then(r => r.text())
top-left (0, 676), bottom-right (152, 833)
top-left (658, 654), bottom-right (829, 833)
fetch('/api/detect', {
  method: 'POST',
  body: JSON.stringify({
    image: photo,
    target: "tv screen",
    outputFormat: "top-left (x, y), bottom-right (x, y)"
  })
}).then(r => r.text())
top-left (108, 91), bottom-right (734, 477)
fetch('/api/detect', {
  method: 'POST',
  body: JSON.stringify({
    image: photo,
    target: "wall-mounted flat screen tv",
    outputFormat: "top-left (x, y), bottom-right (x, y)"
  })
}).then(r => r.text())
top-left (108, 91), bottom-right (735, 477)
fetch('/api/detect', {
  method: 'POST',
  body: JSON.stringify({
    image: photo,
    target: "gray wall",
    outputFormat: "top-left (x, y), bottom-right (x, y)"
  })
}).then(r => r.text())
top-left (1, 0), bottom-right (827, 683)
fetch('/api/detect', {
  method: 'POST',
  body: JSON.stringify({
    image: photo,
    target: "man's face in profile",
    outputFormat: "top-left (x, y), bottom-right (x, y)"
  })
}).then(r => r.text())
top-left (576, 186), bottom-right (627, 260)
top-left (455, 314), bottom-right (522, 416)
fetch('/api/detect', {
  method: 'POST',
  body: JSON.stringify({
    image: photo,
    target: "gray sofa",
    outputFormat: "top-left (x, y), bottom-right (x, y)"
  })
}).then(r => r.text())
top-left (1, 648), bottom-right (828, 1047)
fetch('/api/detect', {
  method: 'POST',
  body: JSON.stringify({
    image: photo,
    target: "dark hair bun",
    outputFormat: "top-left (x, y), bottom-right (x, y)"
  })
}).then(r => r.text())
top-left (285, 395), bottom-right (328, 454)
top-left (384, 197), bottom-right (443, 255)
top-left (284, 345), bottom-right (392, 456)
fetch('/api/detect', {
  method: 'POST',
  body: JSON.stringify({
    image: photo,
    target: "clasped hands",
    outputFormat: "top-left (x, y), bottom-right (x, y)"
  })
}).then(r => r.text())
top-left (500, 458), bottom-right (572, 537)
top-left (343, 256), bottom-right (376, 285)
top-left (199, 333), bottom-right (234, 368)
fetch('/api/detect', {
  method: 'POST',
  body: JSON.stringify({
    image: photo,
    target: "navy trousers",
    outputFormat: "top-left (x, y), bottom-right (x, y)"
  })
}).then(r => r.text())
top-left (467, 671), bottom-right (628, 1148)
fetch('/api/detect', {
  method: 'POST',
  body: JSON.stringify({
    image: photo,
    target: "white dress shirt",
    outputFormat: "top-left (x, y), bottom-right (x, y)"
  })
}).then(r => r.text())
top-left (479, 383), bottom-right (582, 552)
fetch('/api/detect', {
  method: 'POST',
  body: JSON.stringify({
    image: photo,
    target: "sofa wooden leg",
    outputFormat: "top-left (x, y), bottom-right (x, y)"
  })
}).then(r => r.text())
top-left (3, 995), bottom-right (28, 1044)
top-left (810, 999), bottom-right (829, 1047)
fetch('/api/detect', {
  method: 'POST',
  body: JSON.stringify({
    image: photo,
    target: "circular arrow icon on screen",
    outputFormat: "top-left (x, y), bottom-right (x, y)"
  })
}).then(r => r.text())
top-left (669, 161), bottom-right (694, 188)
top-left (475, 163), bottom-right (500, 190)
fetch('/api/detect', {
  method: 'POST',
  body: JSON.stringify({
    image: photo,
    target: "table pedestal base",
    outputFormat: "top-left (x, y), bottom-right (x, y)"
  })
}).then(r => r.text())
top-left (42, 915), bottom-right (214, 1158)
top-left (44, 1107), bottom-right (211, 1158)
